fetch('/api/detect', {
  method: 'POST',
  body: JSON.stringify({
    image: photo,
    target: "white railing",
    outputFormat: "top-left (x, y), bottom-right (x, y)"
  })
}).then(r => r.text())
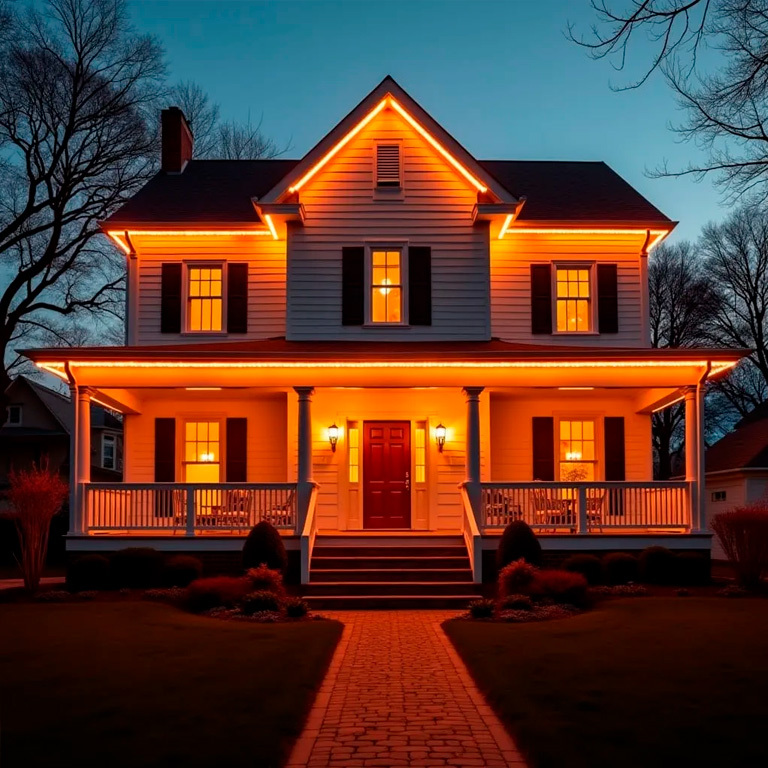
top-left (84, 483), bottom-right (298, 534)
top-left (480, 481), bottom-right (691, 533)
top-left (300, 485), bottom-right (320, 585)
top-left (460, 485), bottom-right (483, 584)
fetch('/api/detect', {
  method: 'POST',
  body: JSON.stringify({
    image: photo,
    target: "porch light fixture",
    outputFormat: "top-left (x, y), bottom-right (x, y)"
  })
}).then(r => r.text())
top-left (328, 423), bottom-right (339, 452)
top-left (435, 423), bottom-right (447, 452)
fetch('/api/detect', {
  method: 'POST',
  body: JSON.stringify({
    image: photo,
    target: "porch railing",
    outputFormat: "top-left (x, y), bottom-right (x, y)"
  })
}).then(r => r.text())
top-left (479, 481), bottom-right (691, 533)
top-left (83, 483), bottom-right (298, 534)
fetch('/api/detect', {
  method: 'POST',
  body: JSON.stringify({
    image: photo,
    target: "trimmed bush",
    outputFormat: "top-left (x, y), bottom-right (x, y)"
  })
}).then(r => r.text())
top-left (468, 598), bottom-right (495, 618)
top-left (240, 590), bottom-right (282, 615)
top-left (284, 597), bottom-right (309, 618)
top-left (496, 521), bottom-right (542, 569)
top-left (639, 546), bottom-right (677, 585)
top-left (676, 552), bottom-right (710, 586)
top-left (66, 554), bottom-right (110, 592)
top-left (109, 547), bottom-right (164, 589)
top-left (498, 558), bottom-right (537, 598)
top-left (163, 555), bottom-right (203, 587)
top-left (242, 521), bottom-right (288, 573)
top-left (562, 554), bottom-right (602, 585)
top-left (186, 576), bottom-right (251, 613)
top-left (712, 505), bottom-right (768, 589)
top-left (246, 564), bottom-right (285, 596)
top-left (498, 594), bottom-right (533, 611)
top-left (528, 569), bottom-right (589, 607)
top-left (602, 552), bottom-right (639, 585)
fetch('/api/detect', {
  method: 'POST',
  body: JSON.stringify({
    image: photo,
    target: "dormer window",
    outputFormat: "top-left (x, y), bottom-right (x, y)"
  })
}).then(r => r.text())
top-left (376, 144), bottom-right (401, 187)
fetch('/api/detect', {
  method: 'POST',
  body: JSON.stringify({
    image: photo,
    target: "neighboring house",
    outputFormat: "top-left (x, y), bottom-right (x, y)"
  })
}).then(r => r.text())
top-left (0, 376), bottom-right (123, 505)
top-left (706, 404), bottom-right (768, 561)
top-left (24, 77), bottom-right (745, 600)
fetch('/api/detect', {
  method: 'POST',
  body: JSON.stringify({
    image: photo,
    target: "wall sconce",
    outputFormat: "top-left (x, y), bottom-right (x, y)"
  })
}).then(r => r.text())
top-left (435, 423), bottom-right (446, 452)
top-left (328, 423), bottom-right (339, 452)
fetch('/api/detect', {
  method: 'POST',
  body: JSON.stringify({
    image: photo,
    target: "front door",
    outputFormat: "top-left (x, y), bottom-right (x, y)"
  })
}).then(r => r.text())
top-left (363, 421), bottom-right (411, 529)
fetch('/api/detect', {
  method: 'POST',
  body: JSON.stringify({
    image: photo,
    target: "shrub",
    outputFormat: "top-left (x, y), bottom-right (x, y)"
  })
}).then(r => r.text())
top-left (496, 521), bottom-right (542, 569)
top-left (676, 552), bottom-right (710, 586)
top-left (246, 564), bottom-right (285, 596)
top-left (163, 555), bottom-right (203, 587)
top-left (66, 554), bottom-right (110, 592)
top-left (284, 597), bottom-right (309, 618)
top-left (528, 569), bottom-right (589, 607)
top-left (498, 559), bottom-right (537, 598)
top-left (3, 461), bottom-right (67, 592)
top-left (242, 521), bottom-right (288, 573)
top-left (110, 548), bottom-right (164, 589)
top-left (186, 576), bottom-right (251, 613)
top-left (712, 505), bottom-right (768, 589)
top-left (498, 593), bottom-right (533, 611)
top-left (639, 546), bottom-right (677, 584)
top-left (468, 598), bottom-right (496, 618)
top-left (240, 590), bottom-right (282, 615)
top-left (562, 554), bottom-right (602, 585)
top-left (602, 552), bottom-right (639, 585)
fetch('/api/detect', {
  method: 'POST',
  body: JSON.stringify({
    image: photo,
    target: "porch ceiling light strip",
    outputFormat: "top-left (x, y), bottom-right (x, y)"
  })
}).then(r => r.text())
top-left (501, 227), bottom-right (670, 251)
top-left (107, 229), bottom-right (273, 254)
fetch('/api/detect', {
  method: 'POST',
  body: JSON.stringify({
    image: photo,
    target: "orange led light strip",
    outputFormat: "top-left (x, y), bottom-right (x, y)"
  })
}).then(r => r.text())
top-left (498, 214), bottom-right (514, 240)
top-left (264, 214), bottom-right (278, 240)
top-left (107, 229), bottom-right (273, 253)
top-left (501, 227), bottom-right (670, 251)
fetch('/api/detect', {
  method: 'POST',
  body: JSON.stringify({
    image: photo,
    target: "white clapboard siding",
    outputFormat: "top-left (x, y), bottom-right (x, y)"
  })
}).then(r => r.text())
top-left (490, 232), bottom-right (647, 347)
top-left (130, 236), bottom-right (286, 345)
top-left (287, 110), bottom-right (491, 341)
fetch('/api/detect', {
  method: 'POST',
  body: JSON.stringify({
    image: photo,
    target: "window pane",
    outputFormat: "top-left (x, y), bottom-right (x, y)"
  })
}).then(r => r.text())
top-left (386, 288), bottom-right (401, 322)
top-left (556, 267), bottom-right (591, 332)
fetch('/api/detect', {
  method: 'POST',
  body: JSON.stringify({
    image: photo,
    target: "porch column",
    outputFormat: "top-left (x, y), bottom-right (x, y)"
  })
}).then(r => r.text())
top-left (464, 387), bottom-right (484, 524)
top-left (696, 383), bottom-right (707, 532)
top-left (295, 387), bottom-right (314, 533)
top-left (75, 387), bottom-right (92, 534)
top-left (684, 386), bottom-right (701, 532)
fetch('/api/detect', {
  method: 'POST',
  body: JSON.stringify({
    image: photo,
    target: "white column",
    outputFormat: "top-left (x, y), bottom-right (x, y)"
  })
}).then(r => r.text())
top-left (464, 387), bottom-right (484, 523)
top-left (75, 387), bottom-right (92, 534)
top-left (295, 386), bottom-right (314, 532)
top-left (68, 386), bottom-right (78, 535)
top-left (684, 386), bottom-right (700, 532)
top-left (696, 383), bottom-right (707, 532)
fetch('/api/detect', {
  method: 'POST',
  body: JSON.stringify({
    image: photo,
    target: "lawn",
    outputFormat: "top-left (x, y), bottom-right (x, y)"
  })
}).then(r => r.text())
top-left (0, 602), bottom-right (342, 768)
top-left (445, 597), bottom-right (768, 768)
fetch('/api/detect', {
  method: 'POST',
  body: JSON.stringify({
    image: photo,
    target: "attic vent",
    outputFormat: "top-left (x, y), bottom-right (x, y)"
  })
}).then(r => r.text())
top-left (376, 144), bottom-right (401, 187)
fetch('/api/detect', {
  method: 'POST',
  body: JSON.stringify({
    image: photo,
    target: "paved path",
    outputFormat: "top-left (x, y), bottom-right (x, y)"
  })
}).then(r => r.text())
top-left (287, 610), bottom-right (526, 767)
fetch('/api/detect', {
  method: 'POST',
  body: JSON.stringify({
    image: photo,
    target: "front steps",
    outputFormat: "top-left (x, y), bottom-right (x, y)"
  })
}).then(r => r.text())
top-left (304, 535), bottom-right (481, 609)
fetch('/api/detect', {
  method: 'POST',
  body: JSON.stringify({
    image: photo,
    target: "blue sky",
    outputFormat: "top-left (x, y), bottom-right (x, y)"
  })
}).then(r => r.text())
top-left (128, 0), bottom-right (727, 242)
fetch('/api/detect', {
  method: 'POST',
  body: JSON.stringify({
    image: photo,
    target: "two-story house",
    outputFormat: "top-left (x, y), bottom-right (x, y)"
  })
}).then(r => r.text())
top-left (24, 77), bottom-right (745, 601)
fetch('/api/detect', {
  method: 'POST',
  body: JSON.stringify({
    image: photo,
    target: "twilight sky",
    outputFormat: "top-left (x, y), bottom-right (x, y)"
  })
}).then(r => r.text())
top-left (128, 0), bottom-right (728, 242)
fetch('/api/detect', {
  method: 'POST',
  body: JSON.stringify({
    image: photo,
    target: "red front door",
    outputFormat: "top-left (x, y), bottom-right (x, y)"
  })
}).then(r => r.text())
top-left (363, 421), bottom-right (411, 529)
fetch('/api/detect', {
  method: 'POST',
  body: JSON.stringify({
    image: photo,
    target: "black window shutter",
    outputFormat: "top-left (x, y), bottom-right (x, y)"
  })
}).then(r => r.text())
top-left (604, 417), bottom-right (626, 481)
top-left (532, 416), bottom-right (555, 481)
top-left (408, 246), bottom-right (432, 326)
top-left (342, 246), bottom-right (365, 325)
top-left (160, 263), bottom-right (182, 334)
top-left (530, 264), bottom-right (552, 334)
top-left (227, 263), bottom-right (249, 333)
top-left (154, 418), bottom-right (176, 482)
top-left (226, 418), bottom-right (247, 482)
top-left (597, 264), bottom-right (619, 334)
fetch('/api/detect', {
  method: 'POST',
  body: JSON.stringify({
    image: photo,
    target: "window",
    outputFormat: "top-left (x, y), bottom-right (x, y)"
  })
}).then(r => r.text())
top-left (6, 405), bottom-right (21, 426)
top-left (371, 249), bottom-right (403, 323)
top-left (102, 434), bottom-right (116, 469)
top-left (415, 425), bottom-right (426, 483)
top-left (558, 419), bottom-right (596, 481)
top-left (556, 267), bottom-right (592, 332)
top-left (348, 426), bottom-right (360, 483)
top-left (712, 490), bottom-right (727, 502)
top-left (376, 144), bottom-right (401, 187)
top-left (187, 266), bottom-right (223, 332)
top-left (184, 421), bottom-right (220, 482)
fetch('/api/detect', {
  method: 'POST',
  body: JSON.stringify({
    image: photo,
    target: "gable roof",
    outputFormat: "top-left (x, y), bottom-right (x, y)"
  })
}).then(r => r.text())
top-left (706, 407), bottom-right (768, 473)
top-left (3, 375), bottom-right (72, 433)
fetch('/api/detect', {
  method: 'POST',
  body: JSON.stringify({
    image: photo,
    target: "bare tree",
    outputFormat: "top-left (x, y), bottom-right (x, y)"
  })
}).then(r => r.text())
top-left (569, 1), bottom-right (768, 201)
top-left (0, 0), bottom-right (165, 423)
top-left (168, 81), bottom-right (220, 158)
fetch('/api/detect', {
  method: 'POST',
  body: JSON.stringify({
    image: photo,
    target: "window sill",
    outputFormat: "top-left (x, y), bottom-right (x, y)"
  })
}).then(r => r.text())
top-left (552, 331), bottom-right (600, 337)
top-left (373, 187), bottom-right (404, 201)
top-left (181, 331), bottom-right (229, 337)
top-left (362, 323), bottom-right (412, 329)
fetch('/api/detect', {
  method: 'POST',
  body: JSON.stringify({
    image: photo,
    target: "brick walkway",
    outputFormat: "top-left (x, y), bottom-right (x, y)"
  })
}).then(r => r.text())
top-left (286, 610), bottom-right (526, 767)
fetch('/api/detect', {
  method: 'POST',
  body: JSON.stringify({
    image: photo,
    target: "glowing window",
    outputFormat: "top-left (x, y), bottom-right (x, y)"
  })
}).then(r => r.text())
top-left (188, 266), bottom-right (223, 332)
top-left (556, 267), bottom-right (591, 332)
top-left (415, 426), bottom-right (426, 483)
top-left (371, 250), bottom-right (402, 323)
top-left (184, 421), bottom-right (220, 482)
top-left (559, 419), bottom-right (596, 481)
top-left (349, 427), bottom-right (360, 483)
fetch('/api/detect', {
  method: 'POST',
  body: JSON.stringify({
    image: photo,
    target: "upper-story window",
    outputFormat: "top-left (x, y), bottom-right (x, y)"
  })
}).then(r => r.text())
top-left (555, 266), bottom-right (592, 333)
top-left (188, 265), bottom-right (223, 332)
top-left (376, 144), bottom-right (401, 187)
top-left (371, 249), bottom-right (403, 323)
top-left (6, 404), bottom-right (22, 426)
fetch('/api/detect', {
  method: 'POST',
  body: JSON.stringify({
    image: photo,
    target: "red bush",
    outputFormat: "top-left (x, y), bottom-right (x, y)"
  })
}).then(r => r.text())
top-left (712, 504), bottom-right (768, 589)
top-left (498, 559), bottom-right (537, 598)
top-left (246, 565), bottom-right (285, 596)
top-left (185, 576), bottom-right (251, 613)
top-left (527, 569), bottom-right (589, 606)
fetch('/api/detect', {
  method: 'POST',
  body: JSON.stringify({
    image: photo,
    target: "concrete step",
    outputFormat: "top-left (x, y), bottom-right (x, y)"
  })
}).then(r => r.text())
top-left (310, 555), bottom-right (471, 570)
top-left (310, 568), bottom-right (474, 583)
top-left (305, 581), bottom-right (481, 597)
top-left (305, 594), bottom-right (477, 610)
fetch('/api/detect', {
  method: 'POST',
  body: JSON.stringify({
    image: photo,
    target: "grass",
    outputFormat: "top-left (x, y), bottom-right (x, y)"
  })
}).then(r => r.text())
top-left (0, 601), bottom-right (342, 768)
top-left (445, 597), bottom-right (768, 768)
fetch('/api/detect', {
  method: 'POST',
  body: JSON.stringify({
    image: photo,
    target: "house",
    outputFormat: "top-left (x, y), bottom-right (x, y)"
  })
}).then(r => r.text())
top-left (706, 404), bottom-right (768, 561)
top-left (23, 77), bottom-right (745, 603)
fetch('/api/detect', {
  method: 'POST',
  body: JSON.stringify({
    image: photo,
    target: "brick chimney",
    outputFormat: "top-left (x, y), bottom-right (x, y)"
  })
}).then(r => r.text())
top-left (161, 107), bottom-right (193, 173)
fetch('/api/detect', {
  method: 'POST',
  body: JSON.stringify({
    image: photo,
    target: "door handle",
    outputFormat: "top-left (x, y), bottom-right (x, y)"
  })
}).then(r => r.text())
top-left (405, 471), bottom-right (410, 490)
